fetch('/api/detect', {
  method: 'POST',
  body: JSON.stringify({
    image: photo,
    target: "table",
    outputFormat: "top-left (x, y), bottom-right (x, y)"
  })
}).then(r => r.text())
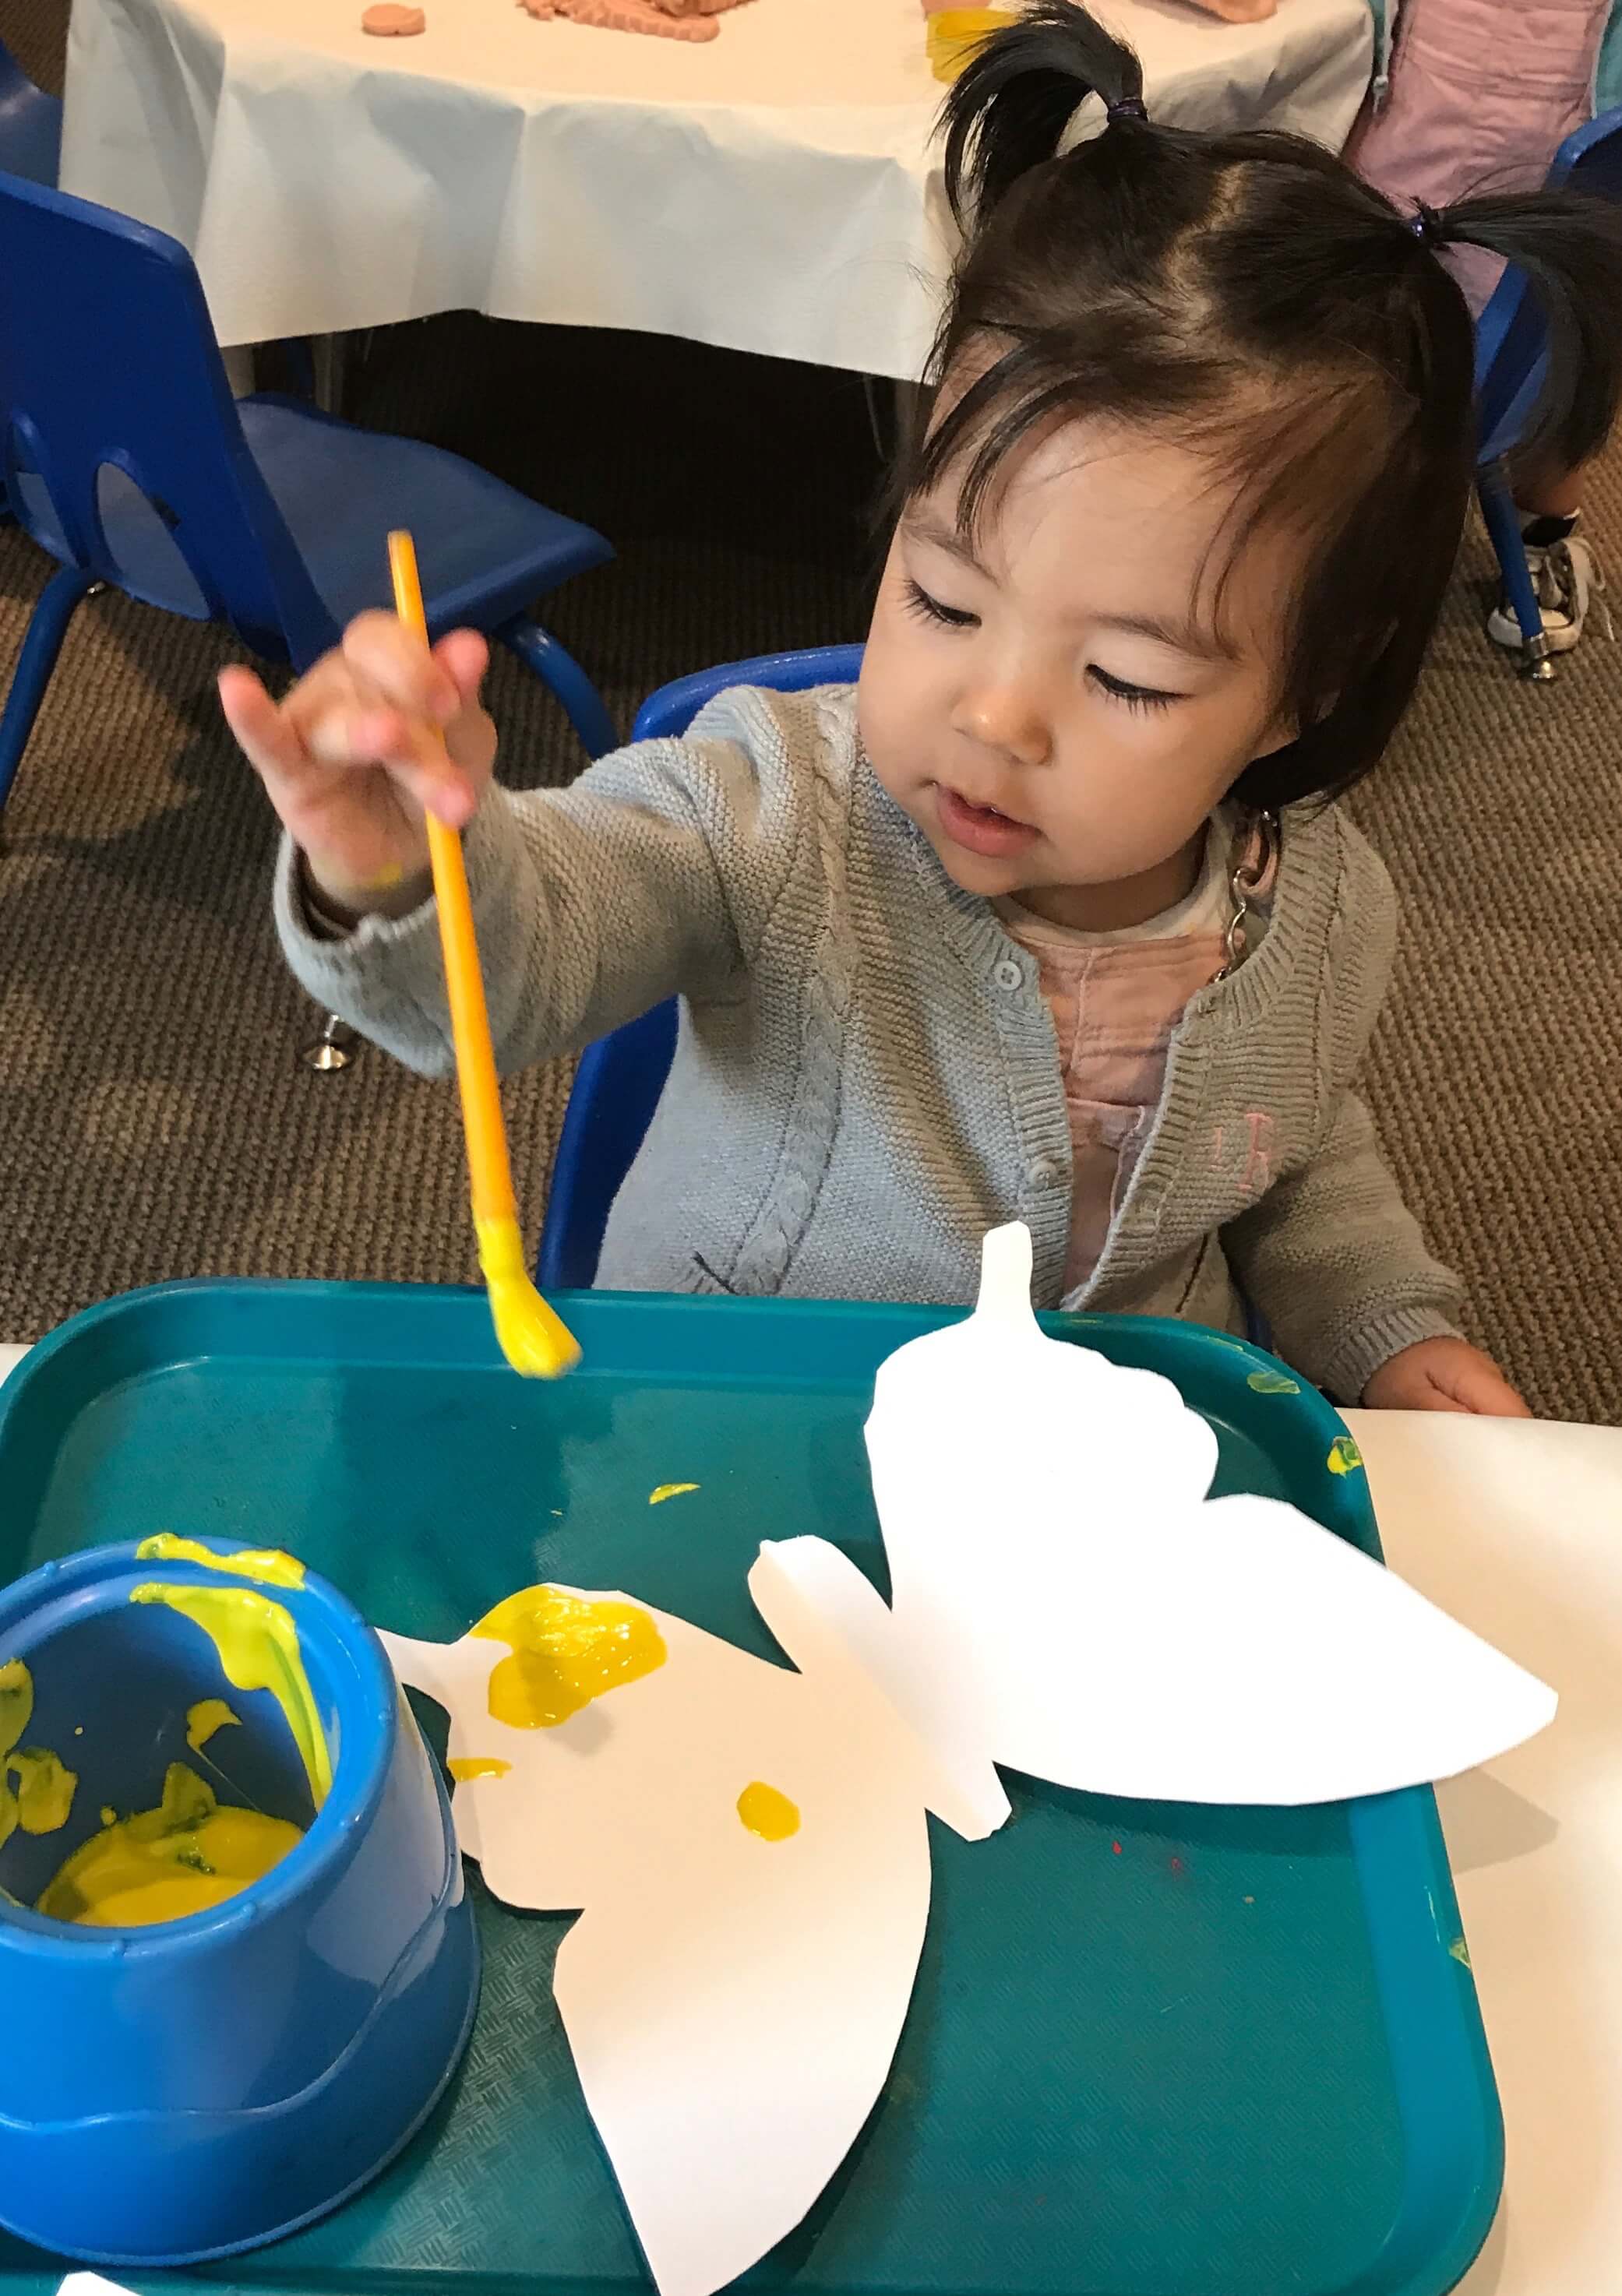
top-left (3, 1333), bottom-right (1601, 2289)
top-left (1338, 1409), bottom-right (1622, 2296)
top-left (59, 0), bottom-right (1373, 376)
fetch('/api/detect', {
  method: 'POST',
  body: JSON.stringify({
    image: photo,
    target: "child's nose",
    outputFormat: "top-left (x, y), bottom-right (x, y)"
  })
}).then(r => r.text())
top-left (953, 682), bottom-right (1053, 769)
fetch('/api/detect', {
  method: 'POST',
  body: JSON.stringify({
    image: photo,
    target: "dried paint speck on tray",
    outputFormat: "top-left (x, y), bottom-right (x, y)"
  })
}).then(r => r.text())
top-left (649, 1484), bottom-right (700, 1507)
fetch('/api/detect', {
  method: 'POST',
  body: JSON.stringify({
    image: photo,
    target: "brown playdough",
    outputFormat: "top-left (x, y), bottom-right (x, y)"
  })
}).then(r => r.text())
top-left (361, 4), bottom-right (426, 32)
top-left (518, 0), bottom-right (751, 39)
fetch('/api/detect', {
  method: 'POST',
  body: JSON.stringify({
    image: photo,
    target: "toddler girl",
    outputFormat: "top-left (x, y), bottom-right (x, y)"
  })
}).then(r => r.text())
top-left (220, 2), bottom-right (1622, 1411)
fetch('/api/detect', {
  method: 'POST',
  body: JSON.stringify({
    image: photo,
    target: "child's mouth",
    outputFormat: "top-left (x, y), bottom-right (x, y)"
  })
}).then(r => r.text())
top-left (935, 784), bottom-right (1038, 860)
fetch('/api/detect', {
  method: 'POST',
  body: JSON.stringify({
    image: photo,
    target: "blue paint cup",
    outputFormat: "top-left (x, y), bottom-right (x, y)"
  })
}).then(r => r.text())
top-left (0, 1538), bottom-right (480, 2264)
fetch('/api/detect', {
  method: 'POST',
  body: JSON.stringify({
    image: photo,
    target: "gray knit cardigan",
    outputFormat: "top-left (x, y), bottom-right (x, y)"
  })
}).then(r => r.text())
top-left (274, 681), bottom-right (1463, 1397)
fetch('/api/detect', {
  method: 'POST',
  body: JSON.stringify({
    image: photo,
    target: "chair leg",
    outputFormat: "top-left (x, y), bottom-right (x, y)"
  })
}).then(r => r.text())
top-left (1479, 461), bottom-right (1554, 683)
top-left (499, 619), bottom-right (619, 761)
top-left (0, 565), bottom-right (96, 819)
top-left (301, 1013), bottom-right (359, 1072)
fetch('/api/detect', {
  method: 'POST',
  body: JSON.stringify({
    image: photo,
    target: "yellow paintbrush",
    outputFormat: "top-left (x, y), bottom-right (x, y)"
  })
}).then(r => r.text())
top-left (388, 530), bottom-right (580, 1379)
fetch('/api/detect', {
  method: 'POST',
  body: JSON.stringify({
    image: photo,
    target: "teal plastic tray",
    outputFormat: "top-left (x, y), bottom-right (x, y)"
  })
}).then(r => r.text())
top-left (0, 1281), bottom-right (1500, 2296)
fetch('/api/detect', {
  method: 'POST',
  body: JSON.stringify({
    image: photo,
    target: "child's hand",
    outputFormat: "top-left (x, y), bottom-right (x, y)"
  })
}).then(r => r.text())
top-left (218, 614), bottom-right (498, 921)
top-left (1362, 1338), bottom-right (1532, 1417)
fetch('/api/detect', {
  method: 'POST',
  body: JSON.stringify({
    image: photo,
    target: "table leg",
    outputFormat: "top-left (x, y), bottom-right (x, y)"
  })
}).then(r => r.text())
top-left (220, 343), bottom-right (258, 398)
top-left (313, 333), bottom-right (348, 417)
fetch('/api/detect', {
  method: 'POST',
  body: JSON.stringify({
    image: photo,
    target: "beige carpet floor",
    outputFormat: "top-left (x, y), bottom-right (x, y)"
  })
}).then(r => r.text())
top-left (2, 0), bottom-right (1618, 1421)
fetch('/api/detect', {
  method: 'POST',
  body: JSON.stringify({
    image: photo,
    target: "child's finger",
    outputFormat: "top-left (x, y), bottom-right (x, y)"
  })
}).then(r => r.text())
top-left (342, 610), bottom-right (459, 723)
top-left (218, 666), bottom-right (312, 787)
top-left (304, 706), bottom-right (474, 827)
top-left (433, 629), bottom-right (490, 708)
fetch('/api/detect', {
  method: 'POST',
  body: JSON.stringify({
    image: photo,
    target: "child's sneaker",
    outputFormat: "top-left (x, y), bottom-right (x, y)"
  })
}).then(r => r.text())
top-left (1486, 529), bottom-right (1610, 656)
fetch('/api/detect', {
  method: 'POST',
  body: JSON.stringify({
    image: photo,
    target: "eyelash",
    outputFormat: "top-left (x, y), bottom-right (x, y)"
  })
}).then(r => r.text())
top-left (903, 578), bottom-right (976, 629)
top-left (904, 581), bottom-right (1183, 713)
top-left (1087, 666), bottom-right (1179, 714)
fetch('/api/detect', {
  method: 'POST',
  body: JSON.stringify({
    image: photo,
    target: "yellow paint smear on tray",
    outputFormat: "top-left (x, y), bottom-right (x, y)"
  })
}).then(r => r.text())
top-left (472, 1586), bottom-right (667, 1728)
top-left (38, 1762), bottom-right (303, 1928)
top-left (649, 1484), bottom-right (700, 1506)
top-left (1327, 1436), bottom-right (1364, 1477)
top-left (136, 1534), bottom-right (306, 1589)
top-left (736, 1782), bottom-right (800, 1841)
top-left (131, 1583), bottom-right (332, 1807)
top-left (449, 1755), bottom-right (512, 1782)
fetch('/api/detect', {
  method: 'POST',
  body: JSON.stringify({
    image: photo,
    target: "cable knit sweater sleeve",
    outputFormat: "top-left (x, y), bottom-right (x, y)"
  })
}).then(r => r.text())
top-left (1219, 812), bottom-right (1463, 1399)
top-left (272, 697), bottom-right (802, 1079)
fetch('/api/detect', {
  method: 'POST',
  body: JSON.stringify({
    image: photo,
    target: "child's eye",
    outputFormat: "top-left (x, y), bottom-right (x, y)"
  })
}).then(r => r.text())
top-left (903, 579), bottom-right (978, 629)
top-left (1088, 666), bottom-right (1181, 713)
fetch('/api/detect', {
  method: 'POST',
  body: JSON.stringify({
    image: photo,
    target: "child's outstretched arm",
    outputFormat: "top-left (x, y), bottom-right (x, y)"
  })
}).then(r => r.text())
top-left (1222, 1092), bottom-right (1529, 1416)
top-left (220, 614), bottom-right (778, 1079)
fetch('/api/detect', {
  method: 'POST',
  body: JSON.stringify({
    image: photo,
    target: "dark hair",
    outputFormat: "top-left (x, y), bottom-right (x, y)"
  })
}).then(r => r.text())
top-left (897, 0), bottom-right (1622, 808)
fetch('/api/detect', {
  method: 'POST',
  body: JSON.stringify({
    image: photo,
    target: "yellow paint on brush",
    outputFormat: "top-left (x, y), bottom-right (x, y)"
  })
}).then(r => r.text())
top-left (472, 1586), bottom-right (667, 1728)
top-left (649, 1484), bottom-right (700, 1507)
top-left (1327, 1435), bottom-right (1365, 1477)
top-left (130, 1583), bottom-right (332, 1807)
top-left (186, 1698), bottom-right (240, 1755)
top-left (736, 1782), bottom-right (800, 1842)
top-left (38, 1762), bottom-right (303, 1928)
top-left (448, 1756), bottom-right (512, 1782)
top-left (9, 1748), bottom-right (77, 1834)
top-left (136, 1534), bottom-right (306, 1590)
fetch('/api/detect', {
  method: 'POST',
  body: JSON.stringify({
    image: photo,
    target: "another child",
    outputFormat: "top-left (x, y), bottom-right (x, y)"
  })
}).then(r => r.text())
top-left (220, 2), bottom-right (1622, 1411)
top-left (1348, 0), bottom-right (1618, 650)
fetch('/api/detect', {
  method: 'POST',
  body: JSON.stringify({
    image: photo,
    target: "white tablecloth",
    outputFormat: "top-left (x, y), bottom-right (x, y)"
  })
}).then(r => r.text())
top-left (59, 0), bottom-right (1373, 373)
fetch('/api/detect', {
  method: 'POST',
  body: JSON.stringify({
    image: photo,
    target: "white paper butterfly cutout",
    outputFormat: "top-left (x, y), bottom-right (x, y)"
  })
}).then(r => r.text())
top-left (383, 1224), bottom-right (1555, 2296)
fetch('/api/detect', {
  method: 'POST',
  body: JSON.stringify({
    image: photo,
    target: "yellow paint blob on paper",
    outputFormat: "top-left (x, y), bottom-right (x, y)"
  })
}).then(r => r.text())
top-left (100, 1806), bottom-right (118, 1829)
top-left (9, 1748), bottom-right (77, 1834)
top-left (737, 1782), bottom-right (800, 1842)
top-left (186, 1698), bottom-right (240, 1755)
top-left (472, 1586), bottom-right (667, 1729)
top-left (131, 1583), bottom-right (331, 1807)
top-left (1246, 1370), bottom-right (1301, 1396)
top-left (1327, 1435), bottom-right (1364, 1477)
top-left (649, 1484), bottom-right (700, 1507)
top-left (448, 1755), bottom-right (513, 1782)
top-left (136, 1534), bottom-right (306, 1590)
top-left (38, 1762), bottom-right (303, 1928)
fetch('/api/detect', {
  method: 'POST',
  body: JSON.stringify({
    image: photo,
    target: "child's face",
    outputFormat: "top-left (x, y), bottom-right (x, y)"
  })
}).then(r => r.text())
top-left (859, 415), bottom-right (1296, 918)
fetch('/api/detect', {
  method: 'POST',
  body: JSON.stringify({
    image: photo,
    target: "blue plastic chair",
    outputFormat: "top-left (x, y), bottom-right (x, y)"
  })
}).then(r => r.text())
top-left (536, 643), bottom-right (864, 1289)
top-left (0, 174), bottom-right (618, 819)
top-left (0, 37), bottom-right (61, 188)
top-left (1474, 104), bottom-right (1622, 678)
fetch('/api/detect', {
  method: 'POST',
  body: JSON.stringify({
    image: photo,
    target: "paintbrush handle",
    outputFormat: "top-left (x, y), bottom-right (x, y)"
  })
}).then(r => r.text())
top-left (388, 531), bottom-right (517, 1228)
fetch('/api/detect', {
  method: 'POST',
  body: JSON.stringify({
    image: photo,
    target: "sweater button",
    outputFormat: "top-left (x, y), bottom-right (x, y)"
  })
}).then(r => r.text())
top-left (1028, 1155), bottom-right (1063, 1188)
top-left (993, 957), bottom-right (1024, 992)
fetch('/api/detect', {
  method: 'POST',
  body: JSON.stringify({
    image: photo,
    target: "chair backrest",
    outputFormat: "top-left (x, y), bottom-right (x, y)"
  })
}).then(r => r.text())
top-left (537, 643), bottom-right (866, 1291)
top-left (0, 37), bottom-right (62, 187)
top-left (1476, 105), bottom-right (1622, 467)
top-left (0, 173), bottom-right (335, 664)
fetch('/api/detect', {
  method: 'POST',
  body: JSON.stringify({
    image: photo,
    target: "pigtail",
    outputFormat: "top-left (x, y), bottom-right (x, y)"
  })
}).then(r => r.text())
top-left (941, 0), bottom-right (1145, 230)
top-left (1435, 190), bottom-right (1622, 467)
